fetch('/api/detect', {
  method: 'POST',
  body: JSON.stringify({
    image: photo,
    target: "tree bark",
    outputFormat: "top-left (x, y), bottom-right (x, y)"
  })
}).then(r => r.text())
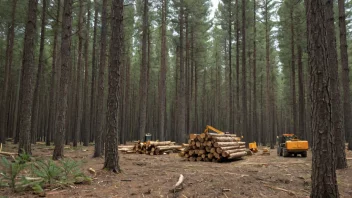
top-left (83, 1), bottom-right (91, 146)
top-left (48, 0), bottom-right (62, 146)
top-left (90, 0), bottom-right (98, 148)
top-left (252, 0), bottom-right (257, 143)
top-left (264, 0), bottom-right (272, 148)
top-left (307, 0), bottom-right (339, 196)
top-left (178, 0), bottom-right (186, 143)
top-left (298, 45), bottom-right (305, 140)
top-left (338, 0), bottom-right (352, 151)
top-left (31, 0), bottom-right (47, 144)
top-left (103, 0), bottom-right (123, 173)
top-left (290, 6), bottom-right (297, 138)
top-left (235, 0), bottom-right (240, 134)
top-left (73, 0), bottom-right (84, 147)
top-left (18, 0), bottom-right (39, 155)
top-left (94, 0), bottom-right (108, 158)
top-left (331, 0), bottom-right (347, 169)
top-left (242, 0), bottom-right (247, 141)
top-left (159, 0), bottom-right (167, 141)
top-left (0, 0), bottom-right (17, 144)
top-left (228, 0), bottom-right (233, 133)
top-left (53, 0), bottom-right (73, 160)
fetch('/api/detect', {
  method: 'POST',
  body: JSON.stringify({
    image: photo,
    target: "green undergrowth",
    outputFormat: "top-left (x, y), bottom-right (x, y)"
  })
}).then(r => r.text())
top-left (0, 153), bottom-right (91, 195)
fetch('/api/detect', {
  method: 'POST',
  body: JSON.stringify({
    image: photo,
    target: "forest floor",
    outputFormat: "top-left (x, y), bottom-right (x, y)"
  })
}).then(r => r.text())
top-left (1, 143), bottom-right (352, 198)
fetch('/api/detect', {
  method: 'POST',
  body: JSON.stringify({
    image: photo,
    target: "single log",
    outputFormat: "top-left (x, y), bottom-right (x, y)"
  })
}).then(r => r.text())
top-left (214, 142), bottom-right (245, 148)
top-left (182, 143), bottom-right (189, 147)
top-left (206, 141), bottom-right (212, 147)
top-left (185, 153), bottom-right (189, 158)
top-left (210, 147), bottom-right (216, 153)
top-left (200, 133), bottom-right (206, 139)
top-left (146, 141), bottom-right (172, 147)
top-left (222, 149), bottom-right (247, 157)
top-left (156, 145), bottom-right (182, 151)
top-left (227, 151), bottom-right (247, 159)
top-left (191, 140), bottom-right (196, 146)
top-left (198, 150), bottom-right (206, 155)
top-left (196, 141), bottom-right (201, 148)
top-left (118, 145), bottom-right (135, 148)
top-left (214, 153), bottom-right (220, 159)
top-left (201, 154), bottom-right (206, 159)
top-left (189, 134), bottom-right (198, 140)
top-left (216, 145), bottom-right (246, 153)
top-left (208, 153), bottom-right (214, 159)
top-left (196, 157), bottom-right (203, 161)
top-left (205, 146), bottom-right (211, 152)
top-left (212, 137), bottom-right (242, 142)
top-left (208, 133), bottom-right (238, 137)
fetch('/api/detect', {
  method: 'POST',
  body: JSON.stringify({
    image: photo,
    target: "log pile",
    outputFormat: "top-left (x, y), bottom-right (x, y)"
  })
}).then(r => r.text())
top-left (180, 133), bottom-right (247, 162)
top-left (133, 141), bottom-right (183, 155)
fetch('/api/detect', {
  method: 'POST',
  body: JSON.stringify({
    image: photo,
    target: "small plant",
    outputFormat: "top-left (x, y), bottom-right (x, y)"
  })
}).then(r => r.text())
top-left (59, 158), bottom-right (91, 184)
top-left (31, 159), bottom-right (62, 185)
top-left (0, 157), bottom-right (27, 191)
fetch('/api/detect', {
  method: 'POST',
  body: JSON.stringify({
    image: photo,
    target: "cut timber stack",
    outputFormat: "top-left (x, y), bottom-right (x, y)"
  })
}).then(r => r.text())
top-left (133, 141), bottom-right (183, 155)
top-left (180, 133), bottom-right (247, 162)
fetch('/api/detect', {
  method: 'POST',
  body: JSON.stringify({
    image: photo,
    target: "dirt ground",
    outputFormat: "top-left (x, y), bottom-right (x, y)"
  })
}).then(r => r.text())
top-left (1, 143), bottom-right (352, 198)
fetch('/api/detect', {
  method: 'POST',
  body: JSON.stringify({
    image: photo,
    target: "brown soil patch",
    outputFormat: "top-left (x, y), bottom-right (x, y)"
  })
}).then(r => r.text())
top-left (1, 143), bottom-right (352, 198)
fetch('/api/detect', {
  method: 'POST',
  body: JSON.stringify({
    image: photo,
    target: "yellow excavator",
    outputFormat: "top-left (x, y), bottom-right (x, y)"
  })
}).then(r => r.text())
top-left (277, 134), bottom-right (308, 157)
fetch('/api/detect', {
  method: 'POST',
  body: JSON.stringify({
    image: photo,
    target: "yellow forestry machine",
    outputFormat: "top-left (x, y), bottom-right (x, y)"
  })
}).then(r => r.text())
top-left (277, 134), bottom-right (308, 157)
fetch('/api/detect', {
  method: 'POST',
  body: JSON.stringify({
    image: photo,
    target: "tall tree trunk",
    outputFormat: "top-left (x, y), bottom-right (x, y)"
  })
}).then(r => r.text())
top-left (298, 45), bottom-right (305, 140)
top-left (90, 0), bottom-right (98, 148)
top-left (83, 2), bottom-right (91, 146)
top-left (48, 0), bottom-right (62, 146)
top-left (242, 0), bottom-right (247, 140)
top-left (104, 0), bottom-right (123, 173)
top-left (18, 0), bottom-right (39, 154)
top-left (0, 0), bottom-right (17, 144)
top-left (308, 0), bottom-right (339, 196)
top-left (178, 1), bottom-right (186, 143)
top-left (138, 0), bottom-right (149, 141)
top-left (94, 0), bottom-right (108, 158)
top-left (265, 0), bottom-right (272, 149)
top-left (331, 0), bottom-right (347, 170)
top-left (159, 0), bottom-right (167, 141)
top-left (53, 0), bottom-right (73, 160)
top-left (228, 0), bottom-right (233, 133)
top-left (31, 0), bottom-right (47, 144)
top-left (73, 0), bottom-right (84, 147)
top-left (290, 6), bottom-right (297, 138)
top-left (338, 0), bottom-right (352, 151)
top-left (235, 0), bottom-right (240, 133)
top-left (252, 0), bottom-right (257, 143)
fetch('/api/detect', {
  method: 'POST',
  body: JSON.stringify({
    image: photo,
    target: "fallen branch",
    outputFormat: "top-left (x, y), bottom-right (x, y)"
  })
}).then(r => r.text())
top-left (263, 184), bottom-right (295, 196)
top-left (170, 174), bottom-right (184, 192)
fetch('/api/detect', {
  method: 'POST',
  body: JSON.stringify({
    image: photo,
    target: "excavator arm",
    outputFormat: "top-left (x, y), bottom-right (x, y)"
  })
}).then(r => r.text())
top-left (203, 125), bottom-right (225, 134)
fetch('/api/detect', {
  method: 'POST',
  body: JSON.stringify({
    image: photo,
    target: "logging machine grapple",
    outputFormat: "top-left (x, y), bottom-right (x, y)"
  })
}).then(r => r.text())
top-left (277, 134), bottom-right (308, 157)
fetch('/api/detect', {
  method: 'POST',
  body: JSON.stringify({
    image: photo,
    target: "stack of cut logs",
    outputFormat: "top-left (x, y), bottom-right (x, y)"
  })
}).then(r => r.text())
top-left (133, 141), bottom-right (184, 155)
top-left (179, 133), bottom-right (247, 162)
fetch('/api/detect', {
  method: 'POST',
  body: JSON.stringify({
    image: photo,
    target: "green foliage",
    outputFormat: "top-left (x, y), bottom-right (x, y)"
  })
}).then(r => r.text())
top-left (59, 158), bottom-right (91, 184)
top-left (0, 157), bottom-right (27, 191)
top-left (31, 159), bottom-right (62, 185)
